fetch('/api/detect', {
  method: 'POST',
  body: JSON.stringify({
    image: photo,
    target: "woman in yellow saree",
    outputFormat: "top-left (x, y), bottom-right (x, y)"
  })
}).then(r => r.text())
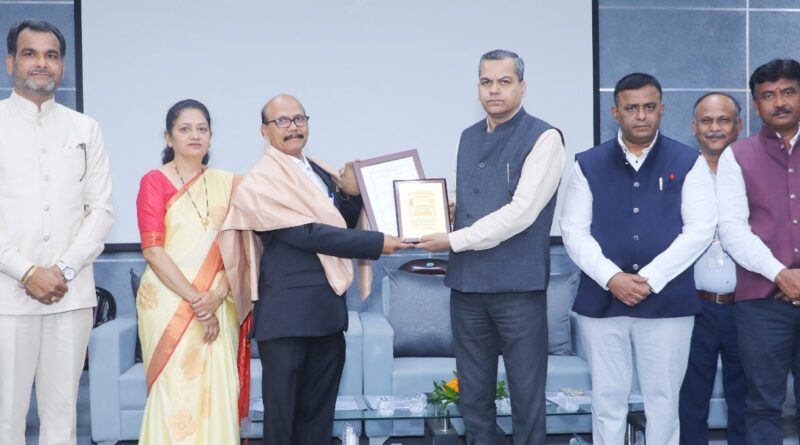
top-left (135, 99), bottom-right (242, 444)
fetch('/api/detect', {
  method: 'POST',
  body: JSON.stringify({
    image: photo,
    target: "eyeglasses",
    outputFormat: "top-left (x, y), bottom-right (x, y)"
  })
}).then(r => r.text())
top-left (265, 115), bottom-right (310, 128)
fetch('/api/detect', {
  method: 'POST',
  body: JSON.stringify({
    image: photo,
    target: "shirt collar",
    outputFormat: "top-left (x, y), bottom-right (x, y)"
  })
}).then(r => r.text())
top-left (617, 129), bottom-right (659, 157)
top-left (759, 122), bottom-right (800, 152)
top-left (289, 153), bottom-right (312, 171)
top-left (9, 90), bottom-right (56, 119)
top-left (785, 124), bottom-right (800, 148)
top-left (485, 105), bottom-right (524, 133)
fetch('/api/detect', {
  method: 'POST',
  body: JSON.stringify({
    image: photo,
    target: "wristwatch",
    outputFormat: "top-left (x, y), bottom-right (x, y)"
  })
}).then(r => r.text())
top-left (56, 261), bottom-right (76, 282)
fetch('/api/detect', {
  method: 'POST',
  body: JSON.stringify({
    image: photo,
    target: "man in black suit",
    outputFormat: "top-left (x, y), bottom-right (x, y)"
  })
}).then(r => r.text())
top-left (251, 94), bottom-right (409, 445)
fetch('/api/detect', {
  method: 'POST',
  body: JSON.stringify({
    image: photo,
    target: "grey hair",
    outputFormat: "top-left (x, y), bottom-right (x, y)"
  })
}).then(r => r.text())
top-left (479, 49), bottom-right (524, 81)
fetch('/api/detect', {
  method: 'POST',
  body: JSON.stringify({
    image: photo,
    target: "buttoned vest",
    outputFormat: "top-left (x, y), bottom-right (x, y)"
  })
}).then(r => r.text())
top-left (729, 125), bottom-right (800, 301)
top-left (445, 109), bottom-right (557, 293)
top-left (573, 135), bottom-right (700, 318)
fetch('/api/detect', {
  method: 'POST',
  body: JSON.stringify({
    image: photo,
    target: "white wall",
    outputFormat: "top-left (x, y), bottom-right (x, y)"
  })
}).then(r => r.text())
top-left (81, 0), bottom-right (594, 243)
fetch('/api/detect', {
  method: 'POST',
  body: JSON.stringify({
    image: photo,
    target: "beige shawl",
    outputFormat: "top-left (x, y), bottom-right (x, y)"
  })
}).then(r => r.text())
top-left (219, 145), bottom-right (372, 323)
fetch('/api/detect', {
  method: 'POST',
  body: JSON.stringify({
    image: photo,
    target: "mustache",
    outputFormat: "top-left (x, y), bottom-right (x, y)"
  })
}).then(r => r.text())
top-left (772, 106), bottom-right (792, 116)
top-left (30, 69), bottom-right (53, 77)
top-left (704, 131), bottom-right (726, 140)
top-left (283, 133), bottom-right (304, 142)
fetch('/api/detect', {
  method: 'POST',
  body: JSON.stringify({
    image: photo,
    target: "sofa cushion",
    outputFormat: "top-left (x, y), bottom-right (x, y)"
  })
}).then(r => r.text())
top-left (119, 363), bottom-right (147, 409)
top-left (385, 268), bottom-right (580, 357)
top-left (546, 271), bottom-right (580, 355)
top-left (386, 272), bottom-right (454, 358)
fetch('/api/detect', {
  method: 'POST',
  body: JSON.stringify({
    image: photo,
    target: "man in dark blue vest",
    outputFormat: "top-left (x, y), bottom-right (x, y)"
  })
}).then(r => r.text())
top-left (560, 73), bottom-right (716, 444)
top-left (418, 49), bottom-right (565, 445)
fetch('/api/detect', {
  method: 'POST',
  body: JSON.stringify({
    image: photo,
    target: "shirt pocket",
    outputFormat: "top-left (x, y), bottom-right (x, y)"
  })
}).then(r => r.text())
top-left (61, 142), bottom-right (88, 183)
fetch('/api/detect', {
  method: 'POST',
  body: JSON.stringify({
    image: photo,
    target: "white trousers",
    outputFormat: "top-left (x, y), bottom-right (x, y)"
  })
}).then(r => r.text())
top-left (0, 308), bottom-right (93, 445)
top-left (577, 314), bottom-right (694, 445)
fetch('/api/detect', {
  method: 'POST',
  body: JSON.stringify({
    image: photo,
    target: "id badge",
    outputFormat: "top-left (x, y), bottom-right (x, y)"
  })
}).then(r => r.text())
top-left (706, 240), bottom-right (725, 268)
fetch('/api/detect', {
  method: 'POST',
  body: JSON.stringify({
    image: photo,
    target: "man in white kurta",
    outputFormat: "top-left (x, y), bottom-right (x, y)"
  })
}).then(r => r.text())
top-left (0, 20), bottom-right (113, 445)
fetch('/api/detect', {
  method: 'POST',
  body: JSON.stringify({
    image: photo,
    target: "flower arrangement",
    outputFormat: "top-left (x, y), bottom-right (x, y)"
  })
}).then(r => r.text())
top-left (429, 371), bottom-right (509, 409)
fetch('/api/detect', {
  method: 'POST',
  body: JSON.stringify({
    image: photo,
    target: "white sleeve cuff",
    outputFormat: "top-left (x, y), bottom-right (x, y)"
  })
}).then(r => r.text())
top-left (595, 260), bottom-right (622, 291)
top-left (448, 230), bottom-right (467, 253)
top-left (765, 258), bottom-right (788, 283)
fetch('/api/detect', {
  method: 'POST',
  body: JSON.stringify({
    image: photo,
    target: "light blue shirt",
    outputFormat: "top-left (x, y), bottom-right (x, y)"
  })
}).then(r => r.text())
top-left (694, 233), bottom-right (736, 294)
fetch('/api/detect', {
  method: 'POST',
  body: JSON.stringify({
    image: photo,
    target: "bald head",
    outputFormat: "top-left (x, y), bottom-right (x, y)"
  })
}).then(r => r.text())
top-left (692, 92), bottom-right (742, 159)
top-left (261, 94), bottom-right (305, 124)
top-left (260, 94), bottom-right (309, 158)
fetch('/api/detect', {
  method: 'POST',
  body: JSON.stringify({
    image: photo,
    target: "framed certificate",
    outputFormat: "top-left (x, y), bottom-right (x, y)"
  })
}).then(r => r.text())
top-left (353, 150), bottom-right (424, 236)
top-left (393, 179), bottom-right (450, 242)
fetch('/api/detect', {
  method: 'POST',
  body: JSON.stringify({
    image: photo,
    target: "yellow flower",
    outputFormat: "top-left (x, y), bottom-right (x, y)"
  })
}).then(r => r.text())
top-left (446, 377), bottom-right (459, 393)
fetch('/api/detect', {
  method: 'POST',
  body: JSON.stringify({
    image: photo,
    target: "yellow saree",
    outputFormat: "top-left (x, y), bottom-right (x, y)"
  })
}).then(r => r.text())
top-left (136, 168), bottom-right (240, 444)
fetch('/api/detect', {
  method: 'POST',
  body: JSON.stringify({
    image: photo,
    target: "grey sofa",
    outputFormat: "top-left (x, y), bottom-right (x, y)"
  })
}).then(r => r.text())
top-left (86, 247), bottom-right (751, 443)
top-left (360, 257), bottom-right (593, 440)
top-left (87, 310), bottom-right (364, 443)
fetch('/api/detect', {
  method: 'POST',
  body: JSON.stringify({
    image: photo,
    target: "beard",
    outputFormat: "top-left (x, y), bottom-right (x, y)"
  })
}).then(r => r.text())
top-left (21, 77), bottom-right (56, 95)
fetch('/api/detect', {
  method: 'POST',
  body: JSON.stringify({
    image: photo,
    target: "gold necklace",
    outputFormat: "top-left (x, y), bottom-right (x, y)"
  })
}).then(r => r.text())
top-left (174, 163), bottom-right (210, 230)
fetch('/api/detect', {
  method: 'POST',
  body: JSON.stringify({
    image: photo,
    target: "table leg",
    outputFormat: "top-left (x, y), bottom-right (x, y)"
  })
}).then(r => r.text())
top-left (626, 412), bottom-right (646, 445)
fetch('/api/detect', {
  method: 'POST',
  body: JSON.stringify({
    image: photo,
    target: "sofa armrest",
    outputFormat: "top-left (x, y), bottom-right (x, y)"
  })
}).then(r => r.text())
top-left (361, 311), bottom-right (394, 396)
top-left (340, 311), bottom-right (363, 396)
top-left (570, 311), bottom-right (587, 361)
top-left (88, 317), bottom-right (137, 442)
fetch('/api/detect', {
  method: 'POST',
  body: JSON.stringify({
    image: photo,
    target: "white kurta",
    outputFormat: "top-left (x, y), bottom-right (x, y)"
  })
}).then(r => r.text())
top-left (0, 91), bottom-right (113, 445)
top-left (0, 91), bottom-right (113, 315)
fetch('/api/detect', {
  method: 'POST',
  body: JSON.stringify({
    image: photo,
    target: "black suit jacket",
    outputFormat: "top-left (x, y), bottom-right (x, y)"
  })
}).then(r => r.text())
top-left (252, 161), bottom-right (384, 341)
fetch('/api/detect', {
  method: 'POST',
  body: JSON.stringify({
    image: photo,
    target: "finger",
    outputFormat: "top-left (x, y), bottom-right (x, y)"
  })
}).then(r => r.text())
top-left (211, 326), bottom-right (219, 342)
top-left (204, 325), bottom-right (213, 343)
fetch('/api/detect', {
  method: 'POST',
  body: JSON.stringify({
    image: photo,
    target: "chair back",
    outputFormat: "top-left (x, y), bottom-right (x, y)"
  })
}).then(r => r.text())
top-left (383, 259), bottom-right (454, 357)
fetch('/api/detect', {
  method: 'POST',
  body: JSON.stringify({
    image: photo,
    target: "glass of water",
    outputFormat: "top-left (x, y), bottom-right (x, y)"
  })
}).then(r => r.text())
top-left (409, 393), bottom-right (427, 414)
top-left (495, 396), bottom-right (511, 414)
top-left (564, 395), bottom-right (580, 412)
top-left (377, 396), bottom-right (394, 416)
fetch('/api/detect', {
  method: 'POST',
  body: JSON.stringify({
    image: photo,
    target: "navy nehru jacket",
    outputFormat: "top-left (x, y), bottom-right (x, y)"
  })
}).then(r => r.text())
top-left (572, 134), bottom-right (701, 319)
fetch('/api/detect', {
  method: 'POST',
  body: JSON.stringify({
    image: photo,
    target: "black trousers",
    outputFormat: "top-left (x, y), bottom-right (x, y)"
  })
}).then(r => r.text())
top-left (679, 300), bottom-right (746, 445)
top-left (257, 332), bottom-right (345, 445)
top-left (451, 290), bottom-right (548, 445)
top-left (735, 297), bottom-right (800, 445)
